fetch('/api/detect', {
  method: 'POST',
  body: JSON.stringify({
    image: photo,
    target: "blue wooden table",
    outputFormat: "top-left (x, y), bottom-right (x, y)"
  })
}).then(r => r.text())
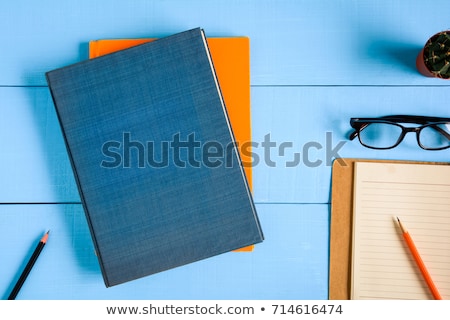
top-left (1, 0), bottom-right (449, 300)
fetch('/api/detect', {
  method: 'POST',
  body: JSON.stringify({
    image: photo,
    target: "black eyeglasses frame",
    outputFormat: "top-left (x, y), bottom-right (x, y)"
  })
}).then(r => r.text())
top-left (349, 115), bottom-right (450, 150)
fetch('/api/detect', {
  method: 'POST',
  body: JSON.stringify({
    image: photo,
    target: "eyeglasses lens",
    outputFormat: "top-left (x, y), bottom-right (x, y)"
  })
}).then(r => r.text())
top-left (358, 122), bottom-right (403, 149)
top-left (419, 123), bottom-right (450, 150)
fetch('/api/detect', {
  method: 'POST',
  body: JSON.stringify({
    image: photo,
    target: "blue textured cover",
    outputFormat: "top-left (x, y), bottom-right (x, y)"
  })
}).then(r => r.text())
top-left (46, 28), bottom-right (263, 287)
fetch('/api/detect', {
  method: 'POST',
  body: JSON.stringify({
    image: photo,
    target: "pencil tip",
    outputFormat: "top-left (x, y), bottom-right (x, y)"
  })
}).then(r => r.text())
top-left (396, 216), bottom-right (400, 222)
top-left (41, 230), bottom-right (50, 243)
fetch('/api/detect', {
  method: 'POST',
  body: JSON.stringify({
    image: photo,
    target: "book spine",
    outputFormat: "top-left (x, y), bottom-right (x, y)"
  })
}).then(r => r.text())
top-left (199, 29), bottom-right (264, 240)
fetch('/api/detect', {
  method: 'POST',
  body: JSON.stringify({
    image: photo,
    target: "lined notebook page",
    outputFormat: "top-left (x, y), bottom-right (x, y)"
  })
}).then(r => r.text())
top-left (351, 162), bottom-right (450, 300)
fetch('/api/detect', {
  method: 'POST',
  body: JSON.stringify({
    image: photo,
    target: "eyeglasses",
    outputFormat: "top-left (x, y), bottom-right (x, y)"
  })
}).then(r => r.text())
top-left (349, 115), bottom-right (450, 150)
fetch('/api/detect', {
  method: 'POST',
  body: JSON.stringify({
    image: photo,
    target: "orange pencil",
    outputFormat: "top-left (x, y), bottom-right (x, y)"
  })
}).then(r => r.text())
top-left (396, 217), bottom-right (442, 300)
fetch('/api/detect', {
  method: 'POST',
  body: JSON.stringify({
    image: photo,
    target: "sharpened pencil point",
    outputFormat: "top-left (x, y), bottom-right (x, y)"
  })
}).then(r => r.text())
top-left (396, 217), bottom-right (406, 233)
top-left (41, 231), bottom-right (50, 244)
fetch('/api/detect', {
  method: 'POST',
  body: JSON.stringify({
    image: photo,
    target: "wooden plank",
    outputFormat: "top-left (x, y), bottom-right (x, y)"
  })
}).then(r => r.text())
top-left (0, 1), bottom-right (450, 86)
top-left (251, 86), bottom-right (450, 203)
top-left (1, 86), bottom-right (449, 204)
top-left (0, 87), bottom-right (79, 203)
top-left (0, 203), bottom-right (329, 299)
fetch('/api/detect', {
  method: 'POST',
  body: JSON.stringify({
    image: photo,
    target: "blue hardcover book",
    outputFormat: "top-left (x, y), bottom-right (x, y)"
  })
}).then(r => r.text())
top-left (46, 28), bottom-right (263, 287)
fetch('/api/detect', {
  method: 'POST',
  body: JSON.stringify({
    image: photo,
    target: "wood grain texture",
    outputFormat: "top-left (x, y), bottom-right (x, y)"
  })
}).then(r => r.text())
top-left (1, 0), bottom-right (449, 299)
top-left (1, 86), bottom-right (448, 203)
top-left (0, 1), bottom-right (450, 85)
top-left (0, 203), bottom-right (329, 299)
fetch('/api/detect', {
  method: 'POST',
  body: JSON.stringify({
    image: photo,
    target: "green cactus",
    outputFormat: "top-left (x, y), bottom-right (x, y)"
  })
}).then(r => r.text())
top-left (423, 31), bottom-right (450, 79)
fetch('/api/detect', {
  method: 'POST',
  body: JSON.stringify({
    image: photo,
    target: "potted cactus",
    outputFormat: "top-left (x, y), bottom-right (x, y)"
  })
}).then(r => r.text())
top-left (416, 31), bottom-right (450, 79)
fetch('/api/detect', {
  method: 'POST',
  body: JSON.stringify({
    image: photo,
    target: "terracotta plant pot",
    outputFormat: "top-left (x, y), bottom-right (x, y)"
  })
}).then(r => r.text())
top-left (416, 31), bottom-right (450, 79)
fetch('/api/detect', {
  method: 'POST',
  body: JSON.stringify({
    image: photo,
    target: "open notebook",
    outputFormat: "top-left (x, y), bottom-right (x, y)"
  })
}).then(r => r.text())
top-left (351, 162), bottom-right (450, 299)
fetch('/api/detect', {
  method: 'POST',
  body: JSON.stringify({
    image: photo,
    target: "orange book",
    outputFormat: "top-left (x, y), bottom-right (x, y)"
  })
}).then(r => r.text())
top-left (89, 37), bottom-right (254, 251)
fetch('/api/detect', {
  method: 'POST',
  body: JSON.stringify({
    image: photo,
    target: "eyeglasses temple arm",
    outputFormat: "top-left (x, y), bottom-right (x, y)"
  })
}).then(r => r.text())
top-left (382, 115), bottom-right (450, 124)
top-left (349, 130), bottom-right (358, 140)
top-left (349, 122), bottom-right (370, 140)
top-left (429, 124), bottom-right (450, 140)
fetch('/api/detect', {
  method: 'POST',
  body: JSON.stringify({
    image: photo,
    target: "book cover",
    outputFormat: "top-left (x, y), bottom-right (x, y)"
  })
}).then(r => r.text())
top-left (90, 37), bottom-right (254, 252)
top-left (46, 28), bottom-right (264, 287)
top-left (89, 37), bottom-right (252, 189)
